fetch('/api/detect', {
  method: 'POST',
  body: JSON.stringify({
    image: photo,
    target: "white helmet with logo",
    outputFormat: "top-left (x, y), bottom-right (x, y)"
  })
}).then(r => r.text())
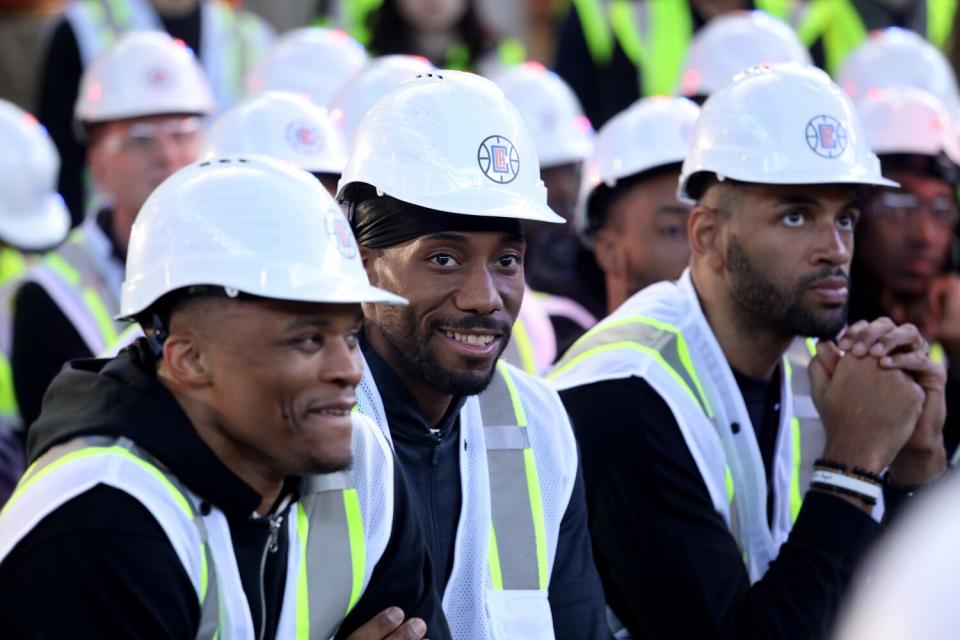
top-left (679, 10), bottom-right (812, 97)
top-left (578, 96), bottom-right (699, 240)
top-left (201, 91), bottom-right (347, 175)
top-left (75, 31), bottom-right (215, 130)
top-left (245, 27), bottom-right (368, 108)
top-left (836, 27), bottom-right (960, 125)
top-left (678, 63), bottom-right (897, 202)
top-left (0, 100), bottom-right (70, 250)
top-left (338, 70), bottom-right (562, 223)
top-left (328, 54), bottom-right (434, 144)
top-left (494, 61), bottom-right (594, 168)
top-left (857, 86), bottom-right (960, 165)
top-left (120, 156), bottom-right (404, 319)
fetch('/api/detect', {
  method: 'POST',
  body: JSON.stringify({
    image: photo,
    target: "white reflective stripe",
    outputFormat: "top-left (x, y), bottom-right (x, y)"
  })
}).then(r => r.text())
top-left (202, 508), bottom-right (256, 639)
top-left (27, 268), bottom-right (108, 355)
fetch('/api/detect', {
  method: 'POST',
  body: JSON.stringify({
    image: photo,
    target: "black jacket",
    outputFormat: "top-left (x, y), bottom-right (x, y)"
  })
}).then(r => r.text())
top-left (0, 345), bottom-right (450, 639)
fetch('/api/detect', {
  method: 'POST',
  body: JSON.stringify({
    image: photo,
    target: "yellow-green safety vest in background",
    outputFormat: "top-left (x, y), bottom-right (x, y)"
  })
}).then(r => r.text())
top-left (315, 0), bottom-right (525, 70)
top-left (571, 0), bottom-right (795, 96)
top-left (796, 0), bottom-right (958, 74)
top-left (0, 249), bottom-right (31, 429)
top-left (64, 0), bottom-right (273, 108)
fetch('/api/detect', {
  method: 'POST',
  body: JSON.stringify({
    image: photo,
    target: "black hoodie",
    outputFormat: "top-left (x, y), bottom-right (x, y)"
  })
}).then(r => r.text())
top-left (0, 345), bottom-right (450, 639)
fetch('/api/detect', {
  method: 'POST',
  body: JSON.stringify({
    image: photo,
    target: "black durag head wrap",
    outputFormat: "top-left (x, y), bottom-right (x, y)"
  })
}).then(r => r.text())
top-left (343, 183), bottom-right (523, 248)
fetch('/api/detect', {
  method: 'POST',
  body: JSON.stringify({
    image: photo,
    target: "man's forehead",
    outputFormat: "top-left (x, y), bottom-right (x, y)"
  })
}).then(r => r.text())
top-left (709, 181), bottom-right (864, 206)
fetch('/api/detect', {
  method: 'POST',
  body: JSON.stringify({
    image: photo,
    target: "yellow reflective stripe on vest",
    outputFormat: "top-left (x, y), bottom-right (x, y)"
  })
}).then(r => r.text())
top-left (551, 315), bottom-right (714, 417)
top-left (295, 503), bottom-right (311, 638)
top-left (508, 315), bottom-right (539, 375)
top-left (609, 0), bottom-right (692, 96)
top-left (343, 488), bottom-right (365, 611)
top-left (572, 0), bottom-right (615, 66)
top-left (756, 0), bottom-right (792, 20)
top-left (0, 353), bottom-right (18, 419)
top-left (0, 248), bottom-right (27, 286)
top-left (930, 341), bottom-right (946, 366)
top-left (481, 361), bottom-right (549, 592)
top-left (44, 252), bottom-right (119, 348)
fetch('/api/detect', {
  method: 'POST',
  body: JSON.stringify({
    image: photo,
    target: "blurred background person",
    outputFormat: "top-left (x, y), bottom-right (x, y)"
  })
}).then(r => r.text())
top-left (577, 95), bottom-right (700, 318)
top-left (328, 54), bottom-right (434, 145)
top-left (850, 86), bottom-right (960, 459)
top-left (797, 0), bottom-right (958, 75)
top-left (678, 9), bottom-right (812, 102)
top-left (244, 26), bottom-right (368, 109)
top-left (12, 31), bottom-right (212, 433)
top-left (0, 99), bottom-right (72, 506)
top-left (496, 61), bottom-right (601, 365)
top-left (201, 90), bottom-right (348, 196)
top-left (37, 0), bottom-right (273, 226)
top-left (554, 0), bottom-right (800, 128)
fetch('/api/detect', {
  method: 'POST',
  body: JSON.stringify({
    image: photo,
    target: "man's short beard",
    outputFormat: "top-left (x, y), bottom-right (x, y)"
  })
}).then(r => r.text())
top-left (375, 303), bottom-right (508, 397)
top-left (726, 237), bottom-right (848, 339)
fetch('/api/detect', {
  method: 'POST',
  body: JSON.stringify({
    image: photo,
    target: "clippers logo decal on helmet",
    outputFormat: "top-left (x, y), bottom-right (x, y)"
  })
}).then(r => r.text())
top-left (285, 120), bottom-right (324, 155)
top-left (326, 210), bottom-right (357, 259)
top-left (477, 135), bottom-right (520, 184)
top-left (146, 67), bottom-right (173, 90)
top-left (805, 115), bottom-right (848, 158)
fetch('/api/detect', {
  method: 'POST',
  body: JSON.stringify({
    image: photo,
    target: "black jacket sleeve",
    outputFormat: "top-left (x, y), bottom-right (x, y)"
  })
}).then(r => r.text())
top-left (37, 18), bottom-right (87, 227)
top-left (12, 281), bottom-right (91, 430)
top-left (549, 459), bottom-right (614, 640)
top-left (560, 377), bottom-right (881, 640)
top-left (335, 461), bottom-right (452, 640)
top-left (0, 485), bottom-right (199, 638)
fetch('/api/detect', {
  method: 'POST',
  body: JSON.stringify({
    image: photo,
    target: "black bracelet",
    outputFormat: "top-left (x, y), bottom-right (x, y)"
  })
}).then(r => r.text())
top-left (882, 469), bottom-right (951, 495)
top-left (811, 481), bottom-right (878, 507)
top-left (851, 467), bottom-right (884, 485)
top-left (813, 458), bottom-right (847, 472)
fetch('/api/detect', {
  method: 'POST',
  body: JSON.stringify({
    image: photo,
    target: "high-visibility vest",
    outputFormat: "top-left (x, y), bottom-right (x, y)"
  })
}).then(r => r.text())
top-left (356, 357), bottom-right (578, 639)
top-left (0, 414), bottom-right (395, 639)
top-left (0, 248), bottom-right (29, 430)
top-left (570, 0), bottom-right (795, 96)
top-left (796, 0), bottom-right (958, 75)
top-left (503, 289), bottom-right (597, 376)
top-left (23, 221), bottom-right (125, 358)
top-left (63, 0), bottom-right (274, 109)
top-left (550, 269), bottom-right (803, 583)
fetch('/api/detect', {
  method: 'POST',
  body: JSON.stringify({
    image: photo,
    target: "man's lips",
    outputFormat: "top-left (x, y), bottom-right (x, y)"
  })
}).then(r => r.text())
top-left (437, 327), bottom-right (503, 354)
top-left (807, 276), bottom-right (849, 304)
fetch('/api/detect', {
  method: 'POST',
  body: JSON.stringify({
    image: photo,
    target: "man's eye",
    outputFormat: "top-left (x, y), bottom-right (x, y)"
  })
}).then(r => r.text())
top-left (498, 254), bottom-right (520, 267)
top-left (344, 331), bottom-right (360, 349)
top-left (782, 211), bottom-right (805, 227)
top-left (836, 213), bottom-right (857, 231)
top-left (430, 254), bottom-right (459, 267)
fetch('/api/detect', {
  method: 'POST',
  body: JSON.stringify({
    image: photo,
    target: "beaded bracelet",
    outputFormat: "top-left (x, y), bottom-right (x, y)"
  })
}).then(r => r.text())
top-left (811, 469), bottom-right (882, 506)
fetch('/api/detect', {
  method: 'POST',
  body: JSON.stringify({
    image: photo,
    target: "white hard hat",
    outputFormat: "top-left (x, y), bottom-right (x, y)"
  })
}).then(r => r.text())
top-left (201, 91), bottom-right (347, 175)
top-left (328, 55), bottom-right (434, 144)
top-left (494, 61), bottom-right (594, 168)
top-left (857, 86), bottom-right (960, 166)
top-left (338, 70), bottom-right (563, 224)
top-left (678, 63), bottom-right (897, 202)
top-left (679, 10), bottom-right (812, 97)
top-left (75, 31), bottom-right (215, 128)
top-left (837, 27), bottom-right (960, 125)
top-left (578, 96), bottom-right (699, 240)
top-left (120, 155), bottom-right (405, 319)
top-left (0, 100), bottom-right (70, 250)
top-left (245, 27), bottom-right (368, 108)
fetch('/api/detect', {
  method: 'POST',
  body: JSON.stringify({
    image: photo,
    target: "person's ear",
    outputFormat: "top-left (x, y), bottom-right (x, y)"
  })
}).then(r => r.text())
top-left (594, 227), bottom-right (622, 275)
top-left (161, 331), bottom-right (212, 388)
top-left (689, 204), bottom-right (725, 271)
